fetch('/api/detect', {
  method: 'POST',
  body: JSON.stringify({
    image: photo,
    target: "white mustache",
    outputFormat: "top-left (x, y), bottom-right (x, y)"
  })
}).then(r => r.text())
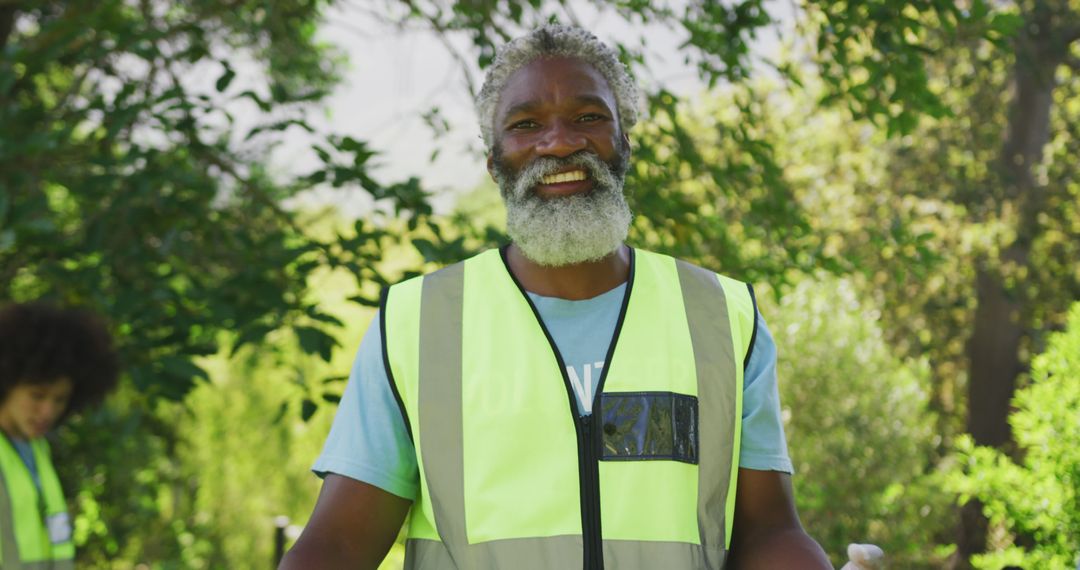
top-left (514, 154), bottom-right (614, 198)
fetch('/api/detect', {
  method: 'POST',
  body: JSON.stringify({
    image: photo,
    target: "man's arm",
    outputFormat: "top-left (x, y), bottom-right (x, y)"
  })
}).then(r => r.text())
top-left (279, 474), bottom-right (411, 570)
top-left (728, 468), bottom-right (833, 569)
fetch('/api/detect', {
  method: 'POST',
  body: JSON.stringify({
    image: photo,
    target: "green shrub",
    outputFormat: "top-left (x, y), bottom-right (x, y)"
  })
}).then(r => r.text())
top-left (57, 340), bottom-right (339, 569)
top-left (948, 302), bottom-right (1080, 570)
top-left (767, 275), bottom-right (951, 568)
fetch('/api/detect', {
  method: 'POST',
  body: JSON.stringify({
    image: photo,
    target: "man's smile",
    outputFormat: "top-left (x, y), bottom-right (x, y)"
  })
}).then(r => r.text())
top-left (536, 168), bottom-right (593, 197)
top-left (541, 169), bottom-right (587, 184)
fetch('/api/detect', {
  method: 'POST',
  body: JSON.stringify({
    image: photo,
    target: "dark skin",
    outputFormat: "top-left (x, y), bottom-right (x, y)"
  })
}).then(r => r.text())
top-left (281, 56), bottom-right (833, 570)
top-left (491, 57), bottom-right (631, 300)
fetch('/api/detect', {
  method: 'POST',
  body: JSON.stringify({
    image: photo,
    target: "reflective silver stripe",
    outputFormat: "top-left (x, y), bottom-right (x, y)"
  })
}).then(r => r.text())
top-left (604, 539), bottom-right (726, 569)
top-left (0, 465), bottom-right (20, 567)
top-left (676, 259), bottom-right (736, 569)
top-left (406, 537), bottom-right (724, 569)
top-left (418, 262), bottom-right (468, 566)
top-left (406, 536), bottom-right (580, 569)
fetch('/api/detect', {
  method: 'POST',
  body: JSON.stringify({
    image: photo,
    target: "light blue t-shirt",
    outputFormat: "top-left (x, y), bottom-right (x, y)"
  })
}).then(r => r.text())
top-left (313, 283), bottom-right (794, 500)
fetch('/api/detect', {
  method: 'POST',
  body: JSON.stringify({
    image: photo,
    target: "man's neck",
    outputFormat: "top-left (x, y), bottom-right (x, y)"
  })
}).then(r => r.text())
top-left (505, 243), bottom-right (631, 300)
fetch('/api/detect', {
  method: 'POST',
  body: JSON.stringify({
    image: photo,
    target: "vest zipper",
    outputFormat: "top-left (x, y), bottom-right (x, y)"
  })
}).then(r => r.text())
top-left (579, 414), bottom-right (603, 570)
top-left (498, 245), bottom-right (635, 570)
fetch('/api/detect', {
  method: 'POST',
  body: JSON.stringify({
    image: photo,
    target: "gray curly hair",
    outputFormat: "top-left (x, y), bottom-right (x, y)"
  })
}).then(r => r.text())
top-left (476, 24), bottom-right (640, 152)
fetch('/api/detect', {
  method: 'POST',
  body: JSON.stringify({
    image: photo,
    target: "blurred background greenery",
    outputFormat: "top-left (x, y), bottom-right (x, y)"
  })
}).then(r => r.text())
top-left (2, 0), bottom-right (1079, 568)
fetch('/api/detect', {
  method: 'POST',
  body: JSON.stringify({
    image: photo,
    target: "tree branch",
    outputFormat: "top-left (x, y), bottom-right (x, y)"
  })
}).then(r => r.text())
top-left (157, 37), bottom-right (337, 269)
top-left (398, 0), bottom-right (477, 98)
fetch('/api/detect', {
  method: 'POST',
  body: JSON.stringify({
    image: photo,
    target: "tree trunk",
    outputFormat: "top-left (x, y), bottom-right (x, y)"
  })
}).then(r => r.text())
top-left (0, 5), bottom-right (17, 52)
top-left (954, 2), bottom-right (1066, 566)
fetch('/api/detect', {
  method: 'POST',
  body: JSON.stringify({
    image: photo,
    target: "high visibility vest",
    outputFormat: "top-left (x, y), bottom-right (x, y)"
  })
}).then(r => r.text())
top-left (0, 435), bottom-right (74, 570)
top-left (382, 247), bottom-right (757, 570)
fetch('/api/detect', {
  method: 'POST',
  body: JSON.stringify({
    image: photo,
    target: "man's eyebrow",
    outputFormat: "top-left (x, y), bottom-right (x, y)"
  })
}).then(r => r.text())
top-left (573, 95), bottom-right (615, 112)
top-left (503, 100), bottom-right (541, 122)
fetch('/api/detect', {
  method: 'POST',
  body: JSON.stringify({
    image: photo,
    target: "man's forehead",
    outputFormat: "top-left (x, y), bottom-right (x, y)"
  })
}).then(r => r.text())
top-left (496, 57), bottom-right (617, 115)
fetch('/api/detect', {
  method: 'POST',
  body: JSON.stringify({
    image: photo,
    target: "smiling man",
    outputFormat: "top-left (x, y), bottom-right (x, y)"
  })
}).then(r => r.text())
top-left (490, 55), bottom-right (633, 271)
top-left (282, 24), bottom-right (832, 570)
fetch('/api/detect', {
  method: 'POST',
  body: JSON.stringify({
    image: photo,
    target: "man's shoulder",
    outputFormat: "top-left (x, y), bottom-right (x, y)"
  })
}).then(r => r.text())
top-left (634, 248), bottom-right (757, 325)
top-left (384, 248), bottom-right (501, 295)
top-left (633, 248), bottom-right (748, 286)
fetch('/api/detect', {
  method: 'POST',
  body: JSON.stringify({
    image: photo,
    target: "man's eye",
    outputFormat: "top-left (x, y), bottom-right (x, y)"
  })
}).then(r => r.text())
top-left (509, 120), bottom-right (538, 130)
top-left (578, 113), bottom-right (606, 123)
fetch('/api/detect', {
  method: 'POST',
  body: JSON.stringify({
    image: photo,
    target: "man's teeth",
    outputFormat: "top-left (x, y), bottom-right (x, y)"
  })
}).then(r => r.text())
top-left (541, 170), bottom-right (587, 184)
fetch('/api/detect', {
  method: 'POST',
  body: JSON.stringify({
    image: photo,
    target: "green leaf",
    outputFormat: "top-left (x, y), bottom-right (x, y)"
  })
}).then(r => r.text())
top-left (231, 323), bottom-right (275, 356)
top-left (300, 399), bottom-right (317, 422)
top-left (181, 342), bottom-right (219, 357)
top-left (234, 90), bottom-right (271, 111)
top-left (412, 237), bottom-right (438, 262)
top-left (244, 119), bottom-right (315, 141)
top-left (347, 294), bottom-right (380, 307)
top-left (988, 12), bottom-right (1023, 38)
top-left (295, 325), bottom-right (338, 362)
top-left (161, 356), bottom-right (210, 382)
top-left (215, 64), bottom-right (236, 92)
top-left (304, 305), bottom-right (344, 327)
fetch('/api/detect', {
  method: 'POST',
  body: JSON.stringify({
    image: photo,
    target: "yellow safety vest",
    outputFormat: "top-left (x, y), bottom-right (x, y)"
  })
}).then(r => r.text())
top-left (0, 434), bottom-right (74, 570)
top-left (382, 248), bottom-right (757, 570)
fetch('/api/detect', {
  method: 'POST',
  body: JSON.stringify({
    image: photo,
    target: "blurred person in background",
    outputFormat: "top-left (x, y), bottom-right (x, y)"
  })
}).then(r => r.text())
top-left (0, 302), bottom-right (119, 569)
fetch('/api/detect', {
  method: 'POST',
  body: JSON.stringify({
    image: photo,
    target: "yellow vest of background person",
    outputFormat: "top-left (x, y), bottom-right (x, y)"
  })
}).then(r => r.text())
top-left (0, 435), bottom-right (75, 570)
top-left (382, 248), bottom-right (757, 570)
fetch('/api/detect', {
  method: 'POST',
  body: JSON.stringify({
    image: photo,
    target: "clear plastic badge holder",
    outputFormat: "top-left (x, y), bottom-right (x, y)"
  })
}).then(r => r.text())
top-left (46, 511), bottom-right (72, 544)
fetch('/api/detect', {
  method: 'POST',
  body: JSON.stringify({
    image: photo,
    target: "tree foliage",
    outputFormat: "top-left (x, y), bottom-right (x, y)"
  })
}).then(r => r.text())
top-left (380, 0), bottom-right (995, 285)
top-left (0, 0), bottom-right (433, 400)
top-left (948, 302), bottom-right (1080, 569)
top-left (786, 3), bottom-right (1079, 561)
top-left (768, 276), bottom-right (950, 569)
top-left (0, 2), bottom-right (435, 565)
top-left (5, 0), bottom-right (1077, 567)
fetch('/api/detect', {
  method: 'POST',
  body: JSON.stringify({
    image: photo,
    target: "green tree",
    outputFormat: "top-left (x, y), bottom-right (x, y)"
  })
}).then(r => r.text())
top-left (10, 0), bottom-right (1070, 566)
top-left (384, 0), bottom-right (978, 284)
top-left (174, 345), bottom-right (336, 568)
top-left (948, 302), bottom-right (1080, 569)
top-left (0, 0), bottom-right (431, 398)
top-left (767, 275), bottom-right (950, 569)
top-left (797, 2), bottom-right (1080, 562)
top-left (0, 1), bottom-right (434, 565)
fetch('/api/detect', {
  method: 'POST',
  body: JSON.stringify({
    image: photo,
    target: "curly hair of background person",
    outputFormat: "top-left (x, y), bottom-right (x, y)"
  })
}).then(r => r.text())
top-left (0, 302), bottom-right (119, 420)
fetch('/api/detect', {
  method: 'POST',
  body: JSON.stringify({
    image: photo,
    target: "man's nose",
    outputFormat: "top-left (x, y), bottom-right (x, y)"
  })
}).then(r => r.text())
top-left (535, 121), bottom-right (587, 157)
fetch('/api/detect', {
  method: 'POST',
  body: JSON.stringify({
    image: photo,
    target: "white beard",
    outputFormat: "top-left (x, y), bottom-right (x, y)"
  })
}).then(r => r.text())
top-left (494, 152), bottom-right (632, 267)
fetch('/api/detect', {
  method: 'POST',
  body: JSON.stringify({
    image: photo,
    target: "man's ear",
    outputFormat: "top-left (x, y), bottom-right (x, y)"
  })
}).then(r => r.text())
top-left (622, 132), bottom-right (631, 153)
top-left (486, 153), bottom-right (496, 180)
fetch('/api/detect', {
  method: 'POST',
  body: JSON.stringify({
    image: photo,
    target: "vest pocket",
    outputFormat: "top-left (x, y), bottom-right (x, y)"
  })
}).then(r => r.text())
top-left (597, 392), bottom-right (698, 464)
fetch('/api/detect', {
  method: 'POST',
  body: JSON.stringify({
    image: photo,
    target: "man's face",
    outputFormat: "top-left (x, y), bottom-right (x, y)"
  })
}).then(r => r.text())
top-left (488, 56), bottom-right (632, 267)
top-left (0, 378), bottom-right (73, 439)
